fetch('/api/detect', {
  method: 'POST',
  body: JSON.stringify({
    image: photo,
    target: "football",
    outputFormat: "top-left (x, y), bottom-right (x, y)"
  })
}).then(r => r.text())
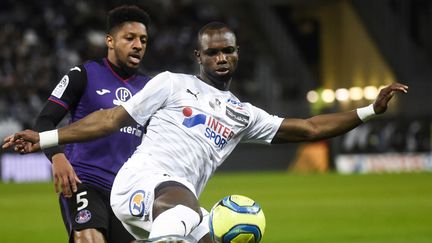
top-left (209, 195), bottom-right (266, 243)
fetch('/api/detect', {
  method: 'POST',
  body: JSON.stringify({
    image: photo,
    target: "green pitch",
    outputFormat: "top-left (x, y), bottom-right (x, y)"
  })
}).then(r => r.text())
top-left (1, 172), bottom-right (431, 243)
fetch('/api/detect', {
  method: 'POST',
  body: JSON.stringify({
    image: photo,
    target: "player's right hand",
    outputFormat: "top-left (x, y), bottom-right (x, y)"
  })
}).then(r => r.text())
top-left (373, 83), bottom-right (408, 114)
top-left (2, 129), bottom-right (41, 153)
top-left (52, 153), bottom-right (82, 198)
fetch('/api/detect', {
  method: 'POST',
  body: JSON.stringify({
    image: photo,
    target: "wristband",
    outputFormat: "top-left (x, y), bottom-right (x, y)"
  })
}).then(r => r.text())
top-left (39, 130), bottom-right (59, 149)
top-left (356, 104), bottom-right (376, 122)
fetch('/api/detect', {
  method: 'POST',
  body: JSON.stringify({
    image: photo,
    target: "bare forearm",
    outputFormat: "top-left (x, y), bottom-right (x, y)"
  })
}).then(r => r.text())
top-left (274, 83), bottom-right (408, 144)
top-left (305, 110), bottom-right (362, 141)
top-left (274, 110), bottom-right (362, 143)
top-left (58, 108), bottom-right (122, 144)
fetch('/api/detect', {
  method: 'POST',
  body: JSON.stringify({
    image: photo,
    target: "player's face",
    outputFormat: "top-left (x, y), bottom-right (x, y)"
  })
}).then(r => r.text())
top-left (107, 21), bottom-right (147, 71)
top-left (195, 28), bottom-right (239, 84)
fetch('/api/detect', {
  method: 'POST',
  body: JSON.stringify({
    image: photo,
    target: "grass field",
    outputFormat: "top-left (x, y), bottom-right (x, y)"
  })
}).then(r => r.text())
top-left (1, 172), bottom-right (431, 242)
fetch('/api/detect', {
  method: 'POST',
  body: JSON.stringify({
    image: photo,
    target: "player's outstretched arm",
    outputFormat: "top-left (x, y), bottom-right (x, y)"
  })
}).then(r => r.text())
top-left (2, 133), bottom-right (38, 152)
top-left (2, 105), bottom-right (135, 153)
top-left (272, 83), bottom-right (408, 143)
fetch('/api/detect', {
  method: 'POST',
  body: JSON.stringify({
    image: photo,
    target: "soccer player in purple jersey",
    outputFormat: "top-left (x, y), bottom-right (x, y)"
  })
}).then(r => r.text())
top-left (32, 5), bottom-right (151, 243)
top-left (3, 22), bottom-right (408, 242)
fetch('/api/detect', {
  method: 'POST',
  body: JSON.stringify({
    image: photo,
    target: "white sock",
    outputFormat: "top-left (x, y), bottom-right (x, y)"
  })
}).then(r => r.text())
top-left (189, 207), bottom-right (210, 241)
top-left (149, 205), bottom-right (201, 239)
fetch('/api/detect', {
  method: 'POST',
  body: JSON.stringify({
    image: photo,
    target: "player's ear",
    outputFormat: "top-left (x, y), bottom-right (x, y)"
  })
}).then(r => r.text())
top-left (106, 34), bottom-right (114, 49)
top-left (237, 46), bottom-right (240, 54)
top-left (194, 50), bottom-right (202, 64)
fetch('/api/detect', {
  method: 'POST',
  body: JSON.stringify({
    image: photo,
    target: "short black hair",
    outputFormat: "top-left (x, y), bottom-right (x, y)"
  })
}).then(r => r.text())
top-left (197, 22), bottom-right (236, 49)
top-left (106, 5), bottom-right (150, 34)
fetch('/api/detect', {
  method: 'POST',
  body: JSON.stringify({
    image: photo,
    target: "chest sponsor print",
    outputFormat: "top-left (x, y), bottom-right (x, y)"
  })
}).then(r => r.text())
top-left (182, 107), bottom-right (234, 149)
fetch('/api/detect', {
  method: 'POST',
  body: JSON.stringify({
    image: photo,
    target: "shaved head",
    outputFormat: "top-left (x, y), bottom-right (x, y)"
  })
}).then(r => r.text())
top-left (197, 22), bottom-right (236, 50)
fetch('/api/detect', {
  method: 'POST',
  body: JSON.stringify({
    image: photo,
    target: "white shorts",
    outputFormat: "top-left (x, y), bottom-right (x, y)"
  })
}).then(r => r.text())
top-left (110, 165), bottom-right (197, 240)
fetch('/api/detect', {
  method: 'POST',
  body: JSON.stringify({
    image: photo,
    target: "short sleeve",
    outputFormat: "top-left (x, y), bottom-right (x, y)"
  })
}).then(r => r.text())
top-left (48, 65), bottom-right (87, 110)
top-left (241, 104), bottom-right (284, 144)
top-left (121, 71), bottom-right (172, 125)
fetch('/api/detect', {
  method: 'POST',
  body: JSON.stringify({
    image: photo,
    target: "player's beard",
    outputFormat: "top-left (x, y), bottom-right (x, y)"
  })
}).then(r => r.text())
top-left (118, 61), bottom-right (139, 76)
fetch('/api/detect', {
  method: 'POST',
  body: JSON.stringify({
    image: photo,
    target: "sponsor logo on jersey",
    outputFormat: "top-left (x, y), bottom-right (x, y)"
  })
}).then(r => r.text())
top-left (186, 89), bottom-right (199, 99)
top-left (226, 98), bottom-right (244, 109)
top-left (52, 75), bottom-right (69, 99)
top-left (129, 190), bottom-right (146, 217)
top-left (120, 124), bottom-right (143, 137)
top-left (113, 87), bottom-right (132, 105)
top-left (182, 107), bottom-right (234, 149)
top-left (96, 88), bottom-right (111, 95)
top-left (70, 66), bottom-right (81, 72)
top-left (226, 106), bottom-right (249, 125)
top-left (75, 209), bottom-right (92, 224)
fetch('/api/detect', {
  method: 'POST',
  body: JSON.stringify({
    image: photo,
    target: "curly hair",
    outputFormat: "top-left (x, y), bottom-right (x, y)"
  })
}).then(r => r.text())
top-left (106, 5), bottom-right (150, 34)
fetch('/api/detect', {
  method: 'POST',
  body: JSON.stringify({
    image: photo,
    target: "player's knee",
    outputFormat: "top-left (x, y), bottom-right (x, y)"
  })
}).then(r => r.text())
top-left (153, 182), bottom-right (202, 220)
top-left (73, 229), bottom-right (106, 243)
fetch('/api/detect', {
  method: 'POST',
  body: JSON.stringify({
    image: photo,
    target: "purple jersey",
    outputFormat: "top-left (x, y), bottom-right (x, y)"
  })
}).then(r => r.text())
top-left (60, 59), bottom-right (150, 191)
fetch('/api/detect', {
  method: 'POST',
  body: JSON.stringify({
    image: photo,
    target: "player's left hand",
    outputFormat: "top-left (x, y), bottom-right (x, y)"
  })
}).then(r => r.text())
top-left (52, 154), bottom-right (82, 198)
top-left (2, 130), bottom-right (41, 153)
top-left (373, 83), bottom-right (408, 114)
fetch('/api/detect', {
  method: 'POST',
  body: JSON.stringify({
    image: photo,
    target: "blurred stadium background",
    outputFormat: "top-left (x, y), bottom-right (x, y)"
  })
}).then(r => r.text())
top-left (0, 0), bottom-right (431, 242)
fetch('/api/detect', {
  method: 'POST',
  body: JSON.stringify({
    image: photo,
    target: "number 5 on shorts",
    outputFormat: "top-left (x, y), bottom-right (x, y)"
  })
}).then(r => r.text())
top-left (77, 191), bottom-right (88, 211)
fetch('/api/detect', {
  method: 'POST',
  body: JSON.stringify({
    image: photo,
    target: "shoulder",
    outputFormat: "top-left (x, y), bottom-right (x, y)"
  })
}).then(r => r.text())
top-left (226, 97), bottom-right (251, 110)
top-left (151, 71), bottom-right (195, 84)
top-left (83, 59), bottom-right (104, 68)
top-left (135, 69), bottom-right (152, 81)
top-left (63, 64), bottom-right (87, 81)
top-left (226, 97), bottom-right (253, 116)
top-left (155, 71), bottom-right (194, 79)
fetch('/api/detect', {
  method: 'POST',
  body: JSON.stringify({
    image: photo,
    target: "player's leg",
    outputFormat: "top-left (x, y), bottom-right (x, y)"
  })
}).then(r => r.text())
top-left (73, 229), bottom-right (106, 243)
top-left (110, 170), bottom-right (207, 241)
top-left (197, 234), bottom-right (212, 243)
top-left (189, 207), bottom-right (212, 243)
top-left (59, 200), bottom-right (105, 243)
top-left (149, 181), bottom-right (202, 239)
top-left (148, 207), bottom-right (211, 243)
top-left (59, 183), bottom-right (110, 243)
top-left (109, 208), bottom-right (137, 243)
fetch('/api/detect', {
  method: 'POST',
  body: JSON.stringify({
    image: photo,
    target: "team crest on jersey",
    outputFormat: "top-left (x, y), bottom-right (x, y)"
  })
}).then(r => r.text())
top-left (209, 98), bottom-right (222, 112)
top-left (75, 209), bottom-right (92, 224)
top-left (209, 98), bottom-right (222, 109)
top-left (113, 87), bottom-right (132, 105)
top-left (182, 107), bottom-right (234, 149)
top-left (129, 190), bottom-right (146, 217)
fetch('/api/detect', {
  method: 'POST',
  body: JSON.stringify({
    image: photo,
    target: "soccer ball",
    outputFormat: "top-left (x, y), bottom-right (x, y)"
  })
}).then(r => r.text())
top-left (209, 195), bottom-right (266, 243)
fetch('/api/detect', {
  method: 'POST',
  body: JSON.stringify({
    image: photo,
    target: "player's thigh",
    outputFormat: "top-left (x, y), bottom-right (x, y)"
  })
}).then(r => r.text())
top-left (111, 167), bottom-right (199, 237)
top-left (60, 184), bottom-right (110, 234)
top-left (108, 210), bottom-right (137, 243)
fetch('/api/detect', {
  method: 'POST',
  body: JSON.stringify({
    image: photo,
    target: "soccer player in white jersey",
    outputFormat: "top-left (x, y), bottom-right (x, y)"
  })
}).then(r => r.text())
top-left (3, 22), bottom-right (408, 242)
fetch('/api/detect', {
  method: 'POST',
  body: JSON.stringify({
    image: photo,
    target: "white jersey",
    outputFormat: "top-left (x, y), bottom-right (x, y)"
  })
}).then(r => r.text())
top-left (121, 71), bottom-right (283, 196)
